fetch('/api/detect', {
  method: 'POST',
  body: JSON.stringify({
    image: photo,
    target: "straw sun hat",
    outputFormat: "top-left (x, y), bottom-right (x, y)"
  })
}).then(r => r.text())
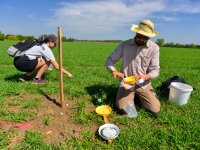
top-left (131, 20), bottom-right (158, 37)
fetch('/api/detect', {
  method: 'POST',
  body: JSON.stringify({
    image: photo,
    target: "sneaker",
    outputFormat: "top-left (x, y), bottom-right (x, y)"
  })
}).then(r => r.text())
top-left (19, 74), bottom-right (31, 82)
top-left (32, 78), bottom-right (46, 84)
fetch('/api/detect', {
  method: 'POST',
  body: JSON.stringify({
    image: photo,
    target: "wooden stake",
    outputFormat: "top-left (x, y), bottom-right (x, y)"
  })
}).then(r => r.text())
top-left (58, 27), bottom-right (64, 108)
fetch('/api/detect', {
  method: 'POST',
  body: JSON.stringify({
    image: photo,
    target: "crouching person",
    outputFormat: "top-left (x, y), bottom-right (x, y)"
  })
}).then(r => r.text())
top-left (14, 34), bottom-right (73, 84)
top-left (106, 20), bottom-right (160, 114)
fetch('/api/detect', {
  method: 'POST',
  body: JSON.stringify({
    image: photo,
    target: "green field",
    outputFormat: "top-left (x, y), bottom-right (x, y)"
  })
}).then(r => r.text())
top-left (0, 40), bottom-right (200, 149)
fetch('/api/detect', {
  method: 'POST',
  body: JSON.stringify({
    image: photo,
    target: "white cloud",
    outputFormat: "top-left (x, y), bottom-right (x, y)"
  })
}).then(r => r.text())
top-left (46, 0), bottom-right (165, 34)
top-left (151, 15), bottom-right (178, 21)
top-left (165, 0), bottom-right (200, 13)
top-left (45, 0), bottom-right (200, 39)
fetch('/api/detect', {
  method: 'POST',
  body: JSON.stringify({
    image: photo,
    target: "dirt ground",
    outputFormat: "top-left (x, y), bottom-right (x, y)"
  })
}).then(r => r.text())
top-left (1, 94), bottom-right (99, 148)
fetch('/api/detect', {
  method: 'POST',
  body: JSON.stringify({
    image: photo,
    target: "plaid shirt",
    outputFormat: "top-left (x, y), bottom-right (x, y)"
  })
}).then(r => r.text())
top-left (106, 38), bottom-right (160, 90)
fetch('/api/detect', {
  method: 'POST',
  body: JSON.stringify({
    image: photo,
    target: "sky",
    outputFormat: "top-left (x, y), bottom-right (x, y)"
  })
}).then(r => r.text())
top-left (0, 0), bottom-right (200, 44)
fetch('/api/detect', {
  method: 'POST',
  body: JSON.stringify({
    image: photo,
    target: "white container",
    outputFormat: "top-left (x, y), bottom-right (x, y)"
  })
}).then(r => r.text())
top-left (169, 82), bottom-right (193, 105)
top-left (98, 124), bottom-right (120, 140)
top-left (124, 101), bottom-right (138, 118)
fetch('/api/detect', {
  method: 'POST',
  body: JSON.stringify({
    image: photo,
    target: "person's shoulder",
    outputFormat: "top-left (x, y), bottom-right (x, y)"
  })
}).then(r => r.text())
top-left (147, 40), bottom-right (159, 50)
top-left (123, 39), bottom-right (132, 43)
top-left (41, 43), bottom-right (51, 51)
top-left (119, 39), bottom-right (133, 46)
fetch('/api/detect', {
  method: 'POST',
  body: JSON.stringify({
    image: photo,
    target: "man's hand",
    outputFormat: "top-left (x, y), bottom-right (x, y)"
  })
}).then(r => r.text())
top-left (112, 71), bottom-right (124, 79)
top-left (136, 74), bottom-right (151, 81)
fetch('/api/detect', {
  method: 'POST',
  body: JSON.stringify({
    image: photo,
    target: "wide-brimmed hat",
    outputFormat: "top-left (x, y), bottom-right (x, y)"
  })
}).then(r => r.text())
top-left (131, 20), bottom-right (158, 37)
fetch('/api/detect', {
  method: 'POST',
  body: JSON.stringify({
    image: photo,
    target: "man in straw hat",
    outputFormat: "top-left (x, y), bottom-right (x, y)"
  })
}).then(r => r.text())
top-left (106, 19), bottom-right (160, 114)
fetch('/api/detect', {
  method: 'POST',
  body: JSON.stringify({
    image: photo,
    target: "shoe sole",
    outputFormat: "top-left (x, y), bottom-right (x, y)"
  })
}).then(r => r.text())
top-left (32, 82), bottom-right (45, 84)
top-left (19, 78), bottom-right (28, 82)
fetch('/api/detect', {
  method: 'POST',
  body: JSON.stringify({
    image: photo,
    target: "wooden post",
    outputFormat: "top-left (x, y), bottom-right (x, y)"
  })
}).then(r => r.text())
top-left (58, 27), bottom-right (64, 108)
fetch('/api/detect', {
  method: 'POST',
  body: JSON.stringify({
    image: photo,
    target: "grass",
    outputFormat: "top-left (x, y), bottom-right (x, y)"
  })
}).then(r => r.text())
top-left (17, 131), bottom-right (50, 149)
top-left (0, 128), bottom-right (13, 149)
top-left (43, 115), bottom-right (51, 126)
top-left (0, 97), bottom-right (40, 122)
top-left (0, 40), bottom-right (200, 149)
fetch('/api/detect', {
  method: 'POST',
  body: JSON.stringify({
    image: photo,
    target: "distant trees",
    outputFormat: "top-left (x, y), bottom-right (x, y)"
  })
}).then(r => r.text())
top-left (38, 34), bottom-right (48, 42)
top-left (0, 31), bottom-right (35, 41)
top-left (25, 36), bottom-right (35, 41)
top-left (5, 34), bottom-right (35, 41)
top-left (0, 30), bottom-right (199, 48)
top-left (189, 43), bottom-right (197, 49)
top-left (156, 38), bottom-right (165, 47)
top-left (0, 31), bottom-right (5, 40)
top-left (62, 37), bottom-right (75, 42)
top-left (156, 38), bottom-right (200, 49)
top-left (16, 35), bottom-right (27, 41)
top-left (6, 34), bottom-right (18, 40)
top-left (163, 42), bottom-right (200, 48)
top-left (38, 35), bottom-right (75, 42)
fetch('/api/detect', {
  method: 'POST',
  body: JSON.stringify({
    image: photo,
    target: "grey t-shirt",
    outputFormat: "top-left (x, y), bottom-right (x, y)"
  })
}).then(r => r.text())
top-left (24, 43), bottom-right (55, 61)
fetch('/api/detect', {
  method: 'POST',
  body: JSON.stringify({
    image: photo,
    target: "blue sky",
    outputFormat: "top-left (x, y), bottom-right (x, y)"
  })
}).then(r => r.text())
top-left (0, 0), bottom-right (200, 44)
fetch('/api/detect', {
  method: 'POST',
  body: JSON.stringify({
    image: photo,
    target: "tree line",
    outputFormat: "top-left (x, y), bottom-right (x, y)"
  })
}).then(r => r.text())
top-left (156, 38), bottom-right (200, 49)
top-left (0, 31), bottom-right (122, 43)
top-left (0, 31), bottom-right (199, 48)
top-left (0, 31), bottom-right (75, 42)
top-left (0, 32), bottom-right (35, 41)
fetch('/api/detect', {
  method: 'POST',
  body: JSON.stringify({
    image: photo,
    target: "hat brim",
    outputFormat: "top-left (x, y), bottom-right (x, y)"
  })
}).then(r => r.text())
top-left (131, 24), bottom-right (158, 37)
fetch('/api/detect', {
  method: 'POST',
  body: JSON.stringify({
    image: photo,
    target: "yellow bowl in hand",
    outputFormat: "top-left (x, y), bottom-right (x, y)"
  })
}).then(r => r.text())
top-left (123, 76), bottom-right (136, 85)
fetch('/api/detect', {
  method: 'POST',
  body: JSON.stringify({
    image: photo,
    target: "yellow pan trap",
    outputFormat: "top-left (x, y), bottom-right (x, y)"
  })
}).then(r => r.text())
top-left (123, 76), bottom-right (137, 85)
top-left (95, 105), bottom-right (112, 116)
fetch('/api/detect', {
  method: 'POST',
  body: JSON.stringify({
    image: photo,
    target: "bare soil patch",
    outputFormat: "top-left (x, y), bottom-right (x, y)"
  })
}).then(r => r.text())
top-left (1, 94), bottom-right (99, 145)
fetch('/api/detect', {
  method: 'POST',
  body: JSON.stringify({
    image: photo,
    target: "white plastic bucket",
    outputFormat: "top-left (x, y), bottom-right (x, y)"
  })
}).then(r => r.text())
top-left (169, 82), bottom-right (193, 105)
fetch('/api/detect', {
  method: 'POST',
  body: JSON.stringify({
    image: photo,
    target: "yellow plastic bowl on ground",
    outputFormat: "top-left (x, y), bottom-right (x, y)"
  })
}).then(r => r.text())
top-left (123, 76), bottom-right (136, 85)
top-left (96, 105), bottom-right (112, 116)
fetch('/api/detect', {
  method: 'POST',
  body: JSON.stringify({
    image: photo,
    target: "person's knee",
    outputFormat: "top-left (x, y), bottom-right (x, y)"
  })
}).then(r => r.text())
top-left (150, 103), bottom-right (161, 114)
top-left (116, 101), bottom-right (123, 111)
top-left (42, 60), bottom-right (50, 68)
top-left (116, 104), bottom-right (126, 114)
top-left (152, 107), bottom-right (160, 114)
top-left (38, 57), bottom-right (50, 65)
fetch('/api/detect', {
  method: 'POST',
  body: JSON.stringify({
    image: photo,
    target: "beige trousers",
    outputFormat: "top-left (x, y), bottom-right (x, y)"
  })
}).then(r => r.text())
top-left (116, 84), bottom-right (161, 114)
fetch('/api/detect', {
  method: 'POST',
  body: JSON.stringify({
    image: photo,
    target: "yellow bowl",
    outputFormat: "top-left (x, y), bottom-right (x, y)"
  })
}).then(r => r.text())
top-left (123, 76), bottom-right (136, 85)
top-left (96, 105), bottom-right (112, 116)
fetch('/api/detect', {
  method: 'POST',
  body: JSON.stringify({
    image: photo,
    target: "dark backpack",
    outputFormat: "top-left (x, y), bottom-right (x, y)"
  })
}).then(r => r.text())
top-left (158, 76), bottom-right (187, 97)
top-left (7, 40), bottom-right (39, 57)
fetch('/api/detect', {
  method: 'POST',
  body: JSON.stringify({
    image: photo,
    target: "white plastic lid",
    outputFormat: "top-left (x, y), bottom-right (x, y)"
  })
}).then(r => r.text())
top-left (169, 82), bottom-right (193, 92)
